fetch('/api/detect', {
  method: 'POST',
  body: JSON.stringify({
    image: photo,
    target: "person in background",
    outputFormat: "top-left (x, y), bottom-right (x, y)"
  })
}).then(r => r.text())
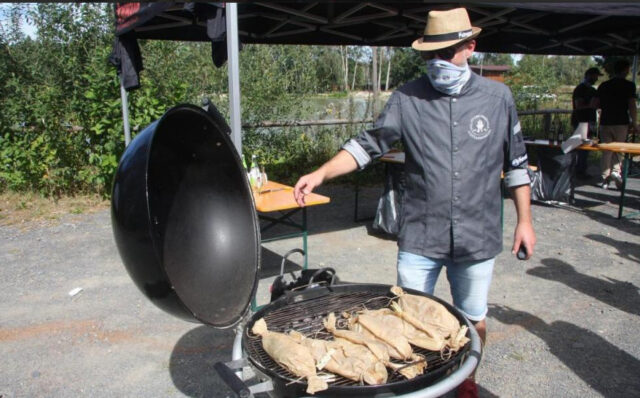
top-left (571, 67), bottom-right (602, 179)
top-left (293, 8), bottom-right (536, 398)
top-left (594, 59), bottom-right (638, 189)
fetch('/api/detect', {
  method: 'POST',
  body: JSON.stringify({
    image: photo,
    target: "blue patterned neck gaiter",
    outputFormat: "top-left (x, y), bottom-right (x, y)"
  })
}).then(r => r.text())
top-left (426, 59), bottom-right (471, 95)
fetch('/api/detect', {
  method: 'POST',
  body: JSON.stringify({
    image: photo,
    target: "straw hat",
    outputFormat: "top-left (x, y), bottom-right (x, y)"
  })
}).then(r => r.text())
top-left (412, 8), bottom-right (481, 51)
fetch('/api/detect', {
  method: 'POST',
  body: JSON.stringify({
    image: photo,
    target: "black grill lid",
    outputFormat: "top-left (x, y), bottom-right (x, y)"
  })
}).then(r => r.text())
top-left (111, 104), bottom-right (260, 328)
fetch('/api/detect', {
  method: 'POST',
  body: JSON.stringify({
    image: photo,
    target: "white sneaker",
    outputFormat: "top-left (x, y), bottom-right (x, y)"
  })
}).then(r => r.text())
top-left (610, 172), bottom-right (623, 189)
top-left (610, 171), bottom-right (622, 181)
top-left (598, 177), bottom-right (609, 189)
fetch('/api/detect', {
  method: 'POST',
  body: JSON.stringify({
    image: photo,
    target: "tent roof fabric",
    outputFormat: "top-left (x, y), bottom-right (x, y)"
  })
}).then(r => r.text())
top-left (120, 2), bottom-right (640, 55)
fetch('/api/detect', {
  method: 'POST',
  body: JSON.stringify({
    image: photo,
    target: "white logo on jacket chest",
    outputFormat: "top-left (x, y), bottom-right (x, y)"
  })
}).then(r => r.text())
top-left (468, 115), bottom-right (492, 140)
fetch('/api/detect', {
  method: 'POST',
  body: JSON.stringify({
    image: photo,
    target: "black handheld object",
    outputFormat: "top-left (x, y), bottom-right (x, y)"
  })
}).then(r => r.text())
top-left (213, 362), bottom-right (251, 398)
top-left (517, 245), bottom-right (528, 260)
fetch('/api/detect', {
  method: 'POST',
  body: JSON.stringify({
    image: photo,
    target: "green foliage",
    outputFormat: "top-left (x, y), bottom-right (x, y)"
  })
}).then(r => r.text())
top-left (505, 55), bottom-right (600, 138)
top-left (508, 55), bottom-right (560, 110)
top-left (594, 55), bottom-right (635, 78)
top-left (79, 44), bottom-right (189, 196)
top-left (472, 53), bottom-right (514, 67)
top-left (0, 4), bottom-right (189, 196)
top-left (239, 44), bottom-right (325, 177)
top-left (313, 46), bottom-right (344, 92)
top-left (389, 48), bottom-right (425, 88)
top-left (2, 5), bottom-right (613, 197)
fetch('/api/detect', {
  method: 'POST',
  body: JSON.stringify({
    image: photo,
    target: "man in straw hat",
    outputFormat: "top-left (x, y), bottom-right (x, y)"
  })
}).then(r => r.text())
top-left (294, 8), bottom-right (536, 396)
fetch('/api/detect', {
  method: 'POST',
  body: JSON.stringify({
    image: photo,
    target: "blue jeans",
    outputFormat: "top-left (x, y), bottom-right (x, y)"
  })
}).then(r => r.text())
top-left (397, 251), bottom-right (495, 321)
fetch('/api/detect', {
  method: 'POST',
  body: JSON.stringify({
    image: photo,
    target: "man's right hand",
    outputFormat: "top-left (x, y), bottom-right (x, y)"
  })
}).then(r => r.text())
top-left (293, 170), bottom-right (325, 207)
top-left (293, 150), bottom-right (360, 206)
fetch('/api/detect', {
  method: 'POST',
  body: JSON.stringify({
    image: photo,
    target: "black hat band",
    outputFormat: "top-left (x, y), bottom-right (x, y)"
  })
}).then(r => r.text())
top-left (423, 29), bottom-right (473, 43)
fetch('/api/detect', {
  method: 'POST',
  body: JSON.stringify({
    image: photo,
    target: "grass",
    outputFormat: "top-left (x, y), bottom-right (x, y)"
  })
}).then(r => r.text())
top-left (0, 191), bottom-right (109, 228)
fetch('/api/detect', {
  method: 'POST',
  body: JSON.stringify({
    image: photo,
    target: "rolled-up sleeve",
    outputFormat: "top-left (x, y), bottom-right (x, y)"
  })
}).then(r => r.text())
top-left (342, 139), bottom-right (371, 169)
top-left (503, 94), bottom-right (530, 188)
top-left (341, 93), bottom-right (403, 169)
top-left (504, 168), bottom-right (530, 187)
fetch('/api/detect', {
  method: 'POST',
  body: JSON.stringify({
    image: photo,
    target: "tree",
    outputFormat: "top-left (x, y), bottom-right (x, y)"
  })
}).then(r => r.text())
top-left (339, 46), bottom-right (350, 92)
top-left (507, 55), bottom-right (559, 110)
top-left (313, 46), bottom-right (342, 92)
top-left (385, 47), bottom-right (392, 91)
top-left (472, 52), bottom-right (514, 67)
top-left (594, 55), bottom-right (635, 78)
top-left (389, 48), bottom-right (424, 89)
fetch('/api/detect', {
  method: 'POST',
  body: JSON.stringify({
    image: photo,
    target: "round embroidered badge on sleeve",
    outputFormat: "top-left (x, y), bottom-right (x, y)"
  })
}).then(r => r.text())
top-left (468, 115), bottom-right (492, 140)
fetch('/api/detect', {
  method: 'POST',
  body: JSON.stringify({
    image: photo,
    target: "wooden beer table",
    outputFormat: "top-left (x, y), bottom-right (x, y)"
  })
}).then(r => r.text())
top-left (253, 180), bottom-right (330, 269)
top-left (525, 140), bottom-right (640, 219)
top-left (578, 142), bottom-right (640, 219)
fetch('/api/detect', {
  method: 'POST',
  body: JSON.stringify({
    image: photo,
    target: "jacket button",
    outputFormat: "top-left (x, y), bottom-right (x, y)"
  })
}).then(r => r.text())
top-left (454, 171), bottom-right (460, 177)
top-left (453, 122), bottom-right (458, 127)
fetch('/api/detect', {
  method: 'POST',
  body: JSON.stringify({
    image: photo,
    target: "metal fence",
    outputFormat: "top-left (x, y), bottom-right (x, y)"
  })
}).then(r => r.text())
top-left (243, 108), bottom-right (575, 140)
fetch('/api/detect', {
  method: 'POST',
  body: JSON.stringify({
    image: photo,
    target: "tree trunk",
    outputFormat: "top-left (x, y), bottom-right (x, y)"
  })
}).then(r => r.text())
top-left (385, 48), bottom-right (392, 91)
top-left (340, 46), bottom-right (349, 92)
top-left (372, 46), bottom-right (378, 113)
top-left (351, 61), bottom-right (358, 91)
top-left (377, 47), bottom-right (383, 90)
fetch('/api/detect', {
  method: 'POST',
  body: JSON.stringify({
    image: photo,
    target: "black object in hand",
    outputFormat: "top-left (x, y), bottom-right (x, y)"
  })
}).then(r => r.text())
top-left (517, 245), bottom-right (527, 260)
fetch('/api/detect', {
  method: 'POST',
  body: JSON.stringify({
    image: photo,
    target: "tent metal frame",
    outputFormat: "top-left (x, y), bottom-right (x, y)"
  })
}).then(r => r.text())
top-left (118, 2), bottom-right (640, 153)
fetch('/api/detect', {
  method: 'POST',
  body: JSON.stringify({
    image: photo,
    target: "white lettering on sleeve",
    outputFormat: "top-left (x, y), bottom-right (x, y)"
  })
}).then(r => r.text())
top-left (511, 154), bottom-right (528, 167)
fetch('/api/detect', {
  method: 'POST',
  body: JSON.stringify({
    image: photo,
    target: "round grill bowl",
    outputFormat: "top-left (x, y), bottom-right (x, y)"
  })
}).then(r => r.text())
top-left (242, 283), bottom-right (480, 397)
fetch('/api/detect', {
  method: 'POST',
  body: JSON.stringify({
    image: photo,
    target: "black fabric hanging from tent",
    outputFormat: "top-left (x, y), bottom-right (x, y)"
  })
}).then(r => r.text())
top-left (109, 2), bottom-right (228, 91)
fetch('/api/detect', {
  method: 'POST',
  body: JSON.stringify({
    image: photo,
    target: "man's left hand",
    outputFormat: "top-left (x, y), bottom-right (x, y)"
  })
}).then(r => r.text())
top-left (512, 221), bottom-right (536, 260)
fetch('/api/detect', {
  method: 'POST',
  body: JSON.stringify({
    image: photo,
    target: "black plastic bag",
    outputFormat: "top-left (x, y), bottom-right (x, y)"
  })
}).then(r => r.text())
top-left (530, 146), bottom-right (576, 203)
top-left (372, 163), bottom-right (404, 236)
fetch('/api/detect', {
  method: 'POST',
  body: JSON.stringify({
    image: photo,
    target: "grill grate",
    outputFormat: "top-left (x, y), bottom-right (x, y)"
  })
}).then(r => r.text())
top-left (244, 289), bottom-right (468, 390)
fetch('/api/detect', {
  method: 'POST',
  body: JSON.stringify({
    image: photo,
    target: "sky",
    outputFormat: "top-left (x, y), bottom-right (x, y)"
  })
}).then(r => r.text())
top-left (0, 3), bottom-right (37, 39)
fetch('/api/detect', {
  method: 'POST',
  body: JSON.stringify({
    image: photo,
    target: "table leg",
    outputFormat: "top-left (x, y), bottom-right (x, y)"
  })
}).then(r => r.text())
top-left (354, 176), bottom-right (360, 222)
top-left (618, 154), bottom-right (630, 219)
top-left (500, 182), bottom-right (504, 230)
top-left (302, 207), bottom-right (308, 270)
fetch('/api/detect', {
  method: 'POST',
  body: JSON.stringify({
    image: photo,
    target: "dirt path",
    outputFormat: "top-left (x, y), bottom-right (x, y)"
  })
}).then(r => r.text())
top-left (1, 179), bottom-right (639, 397)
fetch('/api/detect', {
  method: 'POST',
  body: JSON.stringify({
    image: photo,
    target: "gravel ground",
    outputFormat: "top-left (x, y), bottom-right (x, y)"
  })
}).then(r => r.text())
top-left (1, 171), bottom-right (639, 398)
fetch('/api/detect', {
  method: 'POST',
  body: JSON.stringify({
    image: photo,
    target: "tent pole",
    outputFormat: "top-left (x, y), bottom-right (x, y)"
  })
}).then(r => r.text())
top-left (226, 3), bottom-right (242, 155)
top-left (120, 81), bottom-right (132, 147)
top-left (633, 54), bottom-right (638, 144)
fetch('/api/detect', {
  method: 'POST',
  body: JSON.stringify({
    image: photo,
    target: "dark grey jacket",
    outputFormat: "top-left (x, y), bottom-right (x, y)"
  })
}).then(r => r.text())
top-left (343, 73), bottom-right (529, 261)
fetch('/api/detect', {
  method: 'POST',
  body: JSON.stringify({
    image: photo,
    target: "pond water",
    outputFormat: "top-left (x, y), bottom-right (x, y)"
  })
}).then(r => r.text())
top-left (302, 93), bottom-right (390, 121)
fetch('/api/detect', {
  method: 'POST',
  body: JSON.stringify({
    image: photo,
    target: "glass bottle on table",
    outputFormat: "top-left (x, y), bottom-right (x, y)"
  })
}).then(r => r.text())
top-left (260, 166), bottom-right (268, 191)
top-left (249, 154), bottom-right (262, 195)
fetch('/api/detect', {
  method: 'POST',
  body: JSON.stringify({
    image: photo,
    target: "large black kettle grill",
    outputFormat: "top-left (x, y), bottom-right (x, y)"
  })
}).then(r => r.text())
top-left (111, 104), bottom-right (481, 397)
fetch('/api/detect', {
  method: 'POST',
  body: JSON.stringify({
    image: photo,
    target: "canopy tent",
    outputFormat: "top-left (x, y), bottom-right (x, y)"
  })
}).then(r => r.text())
top-left (111, 1), bottom-right (640, 153)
